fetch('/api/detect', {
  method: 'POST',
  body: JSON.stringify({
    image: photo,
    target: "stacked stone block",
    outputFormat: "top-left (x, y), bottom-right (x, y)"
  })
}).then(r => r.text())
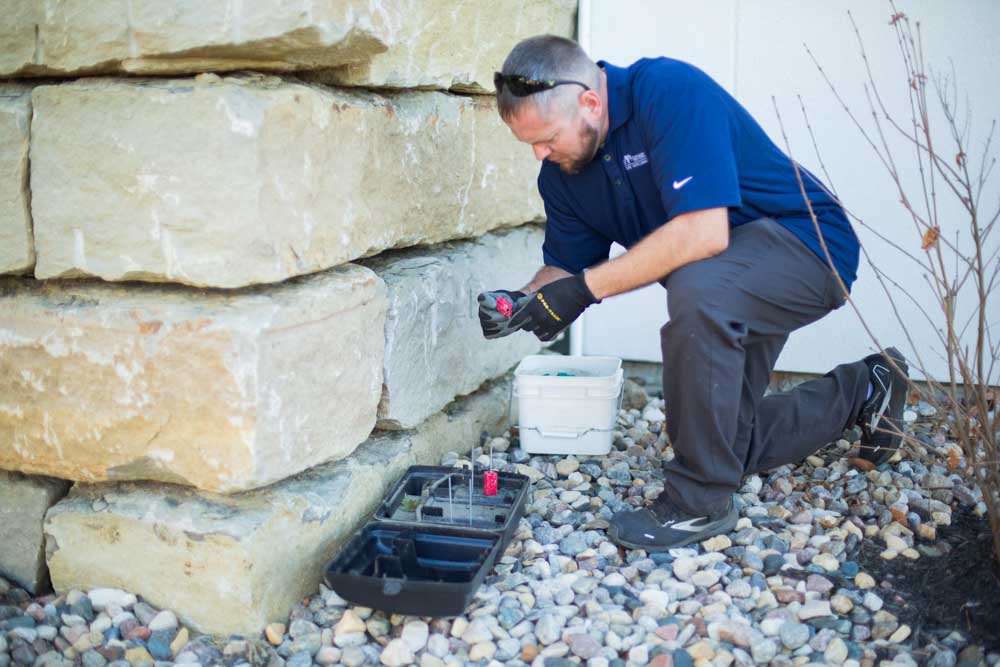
top-left (0, 85), bottom-right (33, 274)
top-left (0, 266), bottom-right (387, 492)
top-left (29, 76), bottom-right (540, 287)
top-left (0, 0), bottom-right (577, 635)
top-left (0, 471), bottom-right (69, 594)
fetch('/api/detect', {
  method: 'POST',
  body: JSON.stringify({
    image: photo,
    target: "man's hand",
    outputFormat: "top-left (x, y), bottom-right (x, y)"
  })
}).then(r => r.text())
top-left (509, 273), bottom-right (598, 341)
top-left (478, 289), bottom-right (531, 339)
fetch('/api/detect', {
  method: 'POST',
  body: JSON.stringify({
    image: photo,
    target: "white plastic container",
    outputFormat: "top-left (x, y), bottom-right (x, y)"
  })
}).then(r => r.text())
top-left (513, 355), bottom-right (623, 455)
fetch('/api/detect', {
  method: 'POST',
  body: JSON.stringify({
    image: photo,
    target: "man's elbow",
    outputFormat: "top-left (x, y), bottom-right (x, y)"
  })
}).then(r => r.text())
top-left (712, 230), bottom-right (730, 255)
top-left (701, 219), bottom-right (729, 257)
top-left (677, 208), bottom-right (729, 259)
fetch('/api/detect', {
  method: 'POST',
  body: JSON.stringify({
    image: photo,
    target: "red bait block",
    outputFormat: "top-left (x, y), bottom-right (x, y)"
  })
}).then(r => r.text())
top-left (483, 471), bottom-right (498, 496)
top-left (496, 296), bottom-right (513, 318)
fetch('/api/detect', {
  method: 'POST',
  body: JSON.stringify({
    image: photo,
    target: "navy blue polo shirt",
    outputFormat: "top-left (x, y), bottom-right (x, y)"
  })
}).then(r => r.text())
top-left (539, 57), bottom-right (859, 289)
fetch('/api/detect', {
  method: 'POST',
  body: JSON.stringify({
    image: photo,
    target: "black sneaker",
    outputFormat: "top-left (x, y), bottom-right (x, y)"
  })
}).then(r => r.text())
top-left (857, 346), bottom-right (909, 465)
top-left (607, 492), bottom-right (738, 551)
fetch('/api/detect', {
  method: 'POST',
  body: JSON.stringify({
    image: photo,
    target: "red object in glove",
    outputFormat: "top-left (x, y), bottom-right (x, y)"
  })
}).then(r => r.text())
top-left (496, 296), bottom-right (513, 318)
top-left (483, 471), bottom-right (498, 496)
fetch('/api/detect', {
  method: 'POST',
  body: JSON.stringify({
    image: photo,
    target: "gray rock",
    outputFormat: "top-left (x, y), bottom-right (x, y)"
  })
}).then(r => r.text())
top-left (379, 639), bottom-right (414, 667)
top-left (605, 462), bottom-right (632, 485)
top-left (806, 574), bottom-right (834, 594)
top-left (622, 380), bottom-right (649, 411)
top-left (81, 652), bottom-right (107, 667)
top-left (559, 533), bottom-right (588, 556)
top-left (340, 647), bottom-right (366, 667)
top-left (426, 634), bottom-right (449, 658)
top-left (763, 554), bottom-right (784, 575)
top-left (147, 611), bottom-right (177, 633)
top-left (928, 650), bottom-right (958, 667)
top-left (498, 601), bottom-right (525, 630)
top-left (401, 620), bottom-right (428, 652)
top-left (288, 618), bottom-right (319, 639)
top-left (780, 622), bottom-right (810, 650)
top-left (567, 633), bottom-right (601, 659)
top-left (741, 551), bottom-right (764, 571)
top-left (132, 603), bottom-right (158, 626)
top-left (497, 638), bottom-right (521, 661)
top-left (751, 637), bottom-right (777, 664)
top-left (147, 631), bottom-right (174, 661)
top-left (535, 614), bottom-right (564, 646)
top-left (0, 472), bottom-right (70, 594)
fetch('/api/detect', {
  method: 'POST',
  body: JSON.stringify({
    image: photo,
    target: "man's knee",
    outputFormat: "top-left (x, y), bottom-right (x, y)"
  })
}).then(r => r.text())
top-left (662, 292), bottom-right (741, 343)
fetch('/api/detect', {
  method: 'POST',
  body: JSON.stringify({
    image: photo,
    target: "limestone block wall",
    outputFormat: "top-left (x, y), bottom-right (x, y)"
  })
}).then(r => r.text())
top-left (0, 0), bottom-right (576, 634)
top-left (0, 471), bottom-right (69, 594)
top-left (30, 76), bottom-right (542, 288)
top-left (0, 85), bottom-right (33, 275)
top-left (44, 378), bottom-right (512, 637)
top-left (368, 225), bottom-right (545, 430)
top-left (0, 267), bottom-right (387, 493)
top-left (2, 1), bottom-right (576, 91)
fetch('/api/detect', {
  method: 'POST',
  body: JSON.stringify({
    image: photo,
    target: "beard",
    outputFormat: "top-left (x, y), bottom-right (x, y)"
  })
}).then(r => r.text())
top-left (557, 118), bottom-right (601, 175)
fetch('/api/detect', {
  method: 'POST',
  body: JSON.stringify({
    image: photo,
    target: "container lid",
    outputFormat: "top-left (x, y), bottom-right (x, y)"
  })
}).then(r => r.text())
top-left (513, 354), bottom-right (622, 382)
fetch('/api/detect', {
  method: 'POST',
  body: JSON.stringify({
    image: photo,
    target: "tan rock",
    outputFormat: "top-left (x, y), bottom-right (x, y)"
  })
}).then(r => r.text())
top-left (1, 0), bottom-right (391, 78)
top-left (30, 74), bottom-right (541, 288)
top-left (170, 627), bottom-right (189, 657)
top-left (366, 226), bottom-right (544, 429)
top-left (830, 594), bottom-right (854, 614)
top-left (265, 623), bottom-right (285, 646)
top-left (855, 572), bottom-right (876, 589)
top-left (701, 535), bottom-right (731, 552)
top-left (2, 1), bottom-right (575, 89)
top-left (0, 470), bottom-right (70, 593)
top-left (335, 610), bottom-right (366, 635)
top-left (688, 640), bottom-right (715, 660)
top-left (124, 647), bottom-right (154, 667)
top-left (0, 265), bottom-right (386, 493)
top-left (931, 511), bottom-right (951, 525)
top-left (0, 86), bottom-right (34, 275)
top-left (309, 0), bottom-right (578, 92)
top-left (888, 624), bottom-right (911, 643)
top-left (43, 376), bottom-right (511, 636)
top-left (884, 534), bottom-right (907, 552)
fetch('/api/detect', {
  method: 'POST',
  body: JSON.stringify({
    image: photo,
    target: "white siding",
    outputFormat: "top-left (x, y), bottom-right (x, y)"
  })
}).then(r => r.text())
top-left (578, 0), bottom-right (1000, 381)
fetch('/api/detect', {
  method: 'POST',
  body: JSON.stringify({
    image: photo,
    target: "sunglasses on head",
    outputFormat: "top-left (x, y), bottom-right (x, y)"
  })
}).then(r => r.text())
top-left (494, 72), bottom-right (591, 97)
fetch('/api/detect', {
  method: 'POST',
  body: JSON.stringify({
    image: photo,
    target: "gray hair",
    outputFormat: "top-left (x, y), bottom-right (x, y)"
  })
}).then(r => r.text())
top-left (497, 35), bottom-right (601, 122)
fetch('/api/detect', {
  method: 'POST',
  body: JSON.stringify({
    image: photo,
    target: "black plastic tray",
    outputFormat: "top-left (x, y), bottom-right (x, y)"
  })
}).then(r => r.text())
top-left (375, 465), bottom-right (529, 547)
top-left (324, 523), bottom-right (500, 617)
top-left (324, 465), bottom-right (530, 616)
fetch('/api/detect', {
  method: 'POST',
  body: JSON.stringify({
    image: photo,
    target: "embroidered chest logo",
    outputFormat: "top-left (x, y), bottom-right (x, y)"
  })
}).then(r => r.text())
top-left (622, 152), bottom-right (649, 170)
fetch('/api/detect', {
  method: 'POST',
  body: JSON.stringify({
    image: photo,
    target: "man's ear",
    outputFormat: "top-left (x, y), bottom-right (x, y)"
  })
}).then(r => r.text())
top-left (579, 89), bottom-right (602, 120)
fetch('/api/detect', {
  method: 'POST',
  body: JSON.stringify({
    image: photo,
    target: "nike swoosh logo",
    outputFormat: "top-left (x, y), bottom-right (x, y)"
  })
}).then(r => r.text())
top-left (871, 364), bottom-right (892, 432)
top-left (673, 176), bottom-right (693, 190)
top-left (663, 516), bottom-right (709, 532)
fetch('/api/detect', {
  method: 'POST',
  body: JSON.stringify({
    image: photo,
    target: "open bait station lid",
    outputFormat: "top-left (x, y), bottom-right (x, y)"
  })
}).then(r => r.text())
top-left (324, 465), bottom-right (529, 616)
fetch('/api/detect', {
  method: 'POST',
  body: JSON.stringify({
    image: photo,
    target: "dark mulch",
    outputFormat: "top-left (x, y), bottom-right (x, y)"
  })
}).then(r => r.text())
top-left (854, 507), bottom-right (1000, 655)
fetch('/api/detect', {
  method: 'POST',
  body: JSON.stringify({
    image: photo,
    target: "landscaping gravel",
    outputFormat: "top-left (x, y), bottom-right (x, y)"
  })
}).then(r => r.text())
top-left (2, 380), bottom-right (998, 667)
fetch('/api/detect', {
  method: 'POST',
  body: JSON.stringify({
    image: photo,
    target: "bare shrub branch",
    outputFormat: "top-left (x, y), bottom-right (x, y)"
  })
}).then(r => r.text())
top-left (777, 2), bottom-right (1000, 566)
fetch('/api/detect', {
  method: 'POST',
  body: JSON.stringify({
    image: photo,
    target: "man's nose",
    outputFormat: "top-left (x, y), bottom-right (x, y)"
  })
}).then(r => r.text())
top-left (532, 144), bottom-right (551, 161)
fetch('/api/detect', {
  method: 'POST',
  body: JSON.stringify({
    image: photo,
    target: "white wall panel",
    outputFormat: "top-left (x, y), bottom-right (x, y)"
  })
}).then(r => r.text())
top-left (582, 0), bottom-right (1000, 380)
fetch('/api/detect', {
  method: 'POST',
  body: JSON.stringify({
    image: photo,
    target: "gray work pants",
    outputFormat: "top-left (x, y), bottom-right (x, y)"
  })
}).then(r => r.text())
top-left (660, 218), bottom-right (869, 515)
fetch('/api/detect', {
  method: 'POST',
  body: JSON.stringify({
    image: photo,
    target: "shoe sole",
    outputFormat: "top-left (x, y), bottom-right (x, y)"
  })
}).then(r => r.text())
top-left (608, 506), bottom-right (740, 552)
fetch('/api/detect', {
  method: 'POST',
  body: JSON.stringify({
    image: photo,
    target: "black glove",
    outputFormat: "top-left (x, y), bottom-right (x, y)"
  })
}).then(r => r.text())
top-left (509, 273), bottom-right (598, 342)
top-left (478, 289), bottom-right (530, 339)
